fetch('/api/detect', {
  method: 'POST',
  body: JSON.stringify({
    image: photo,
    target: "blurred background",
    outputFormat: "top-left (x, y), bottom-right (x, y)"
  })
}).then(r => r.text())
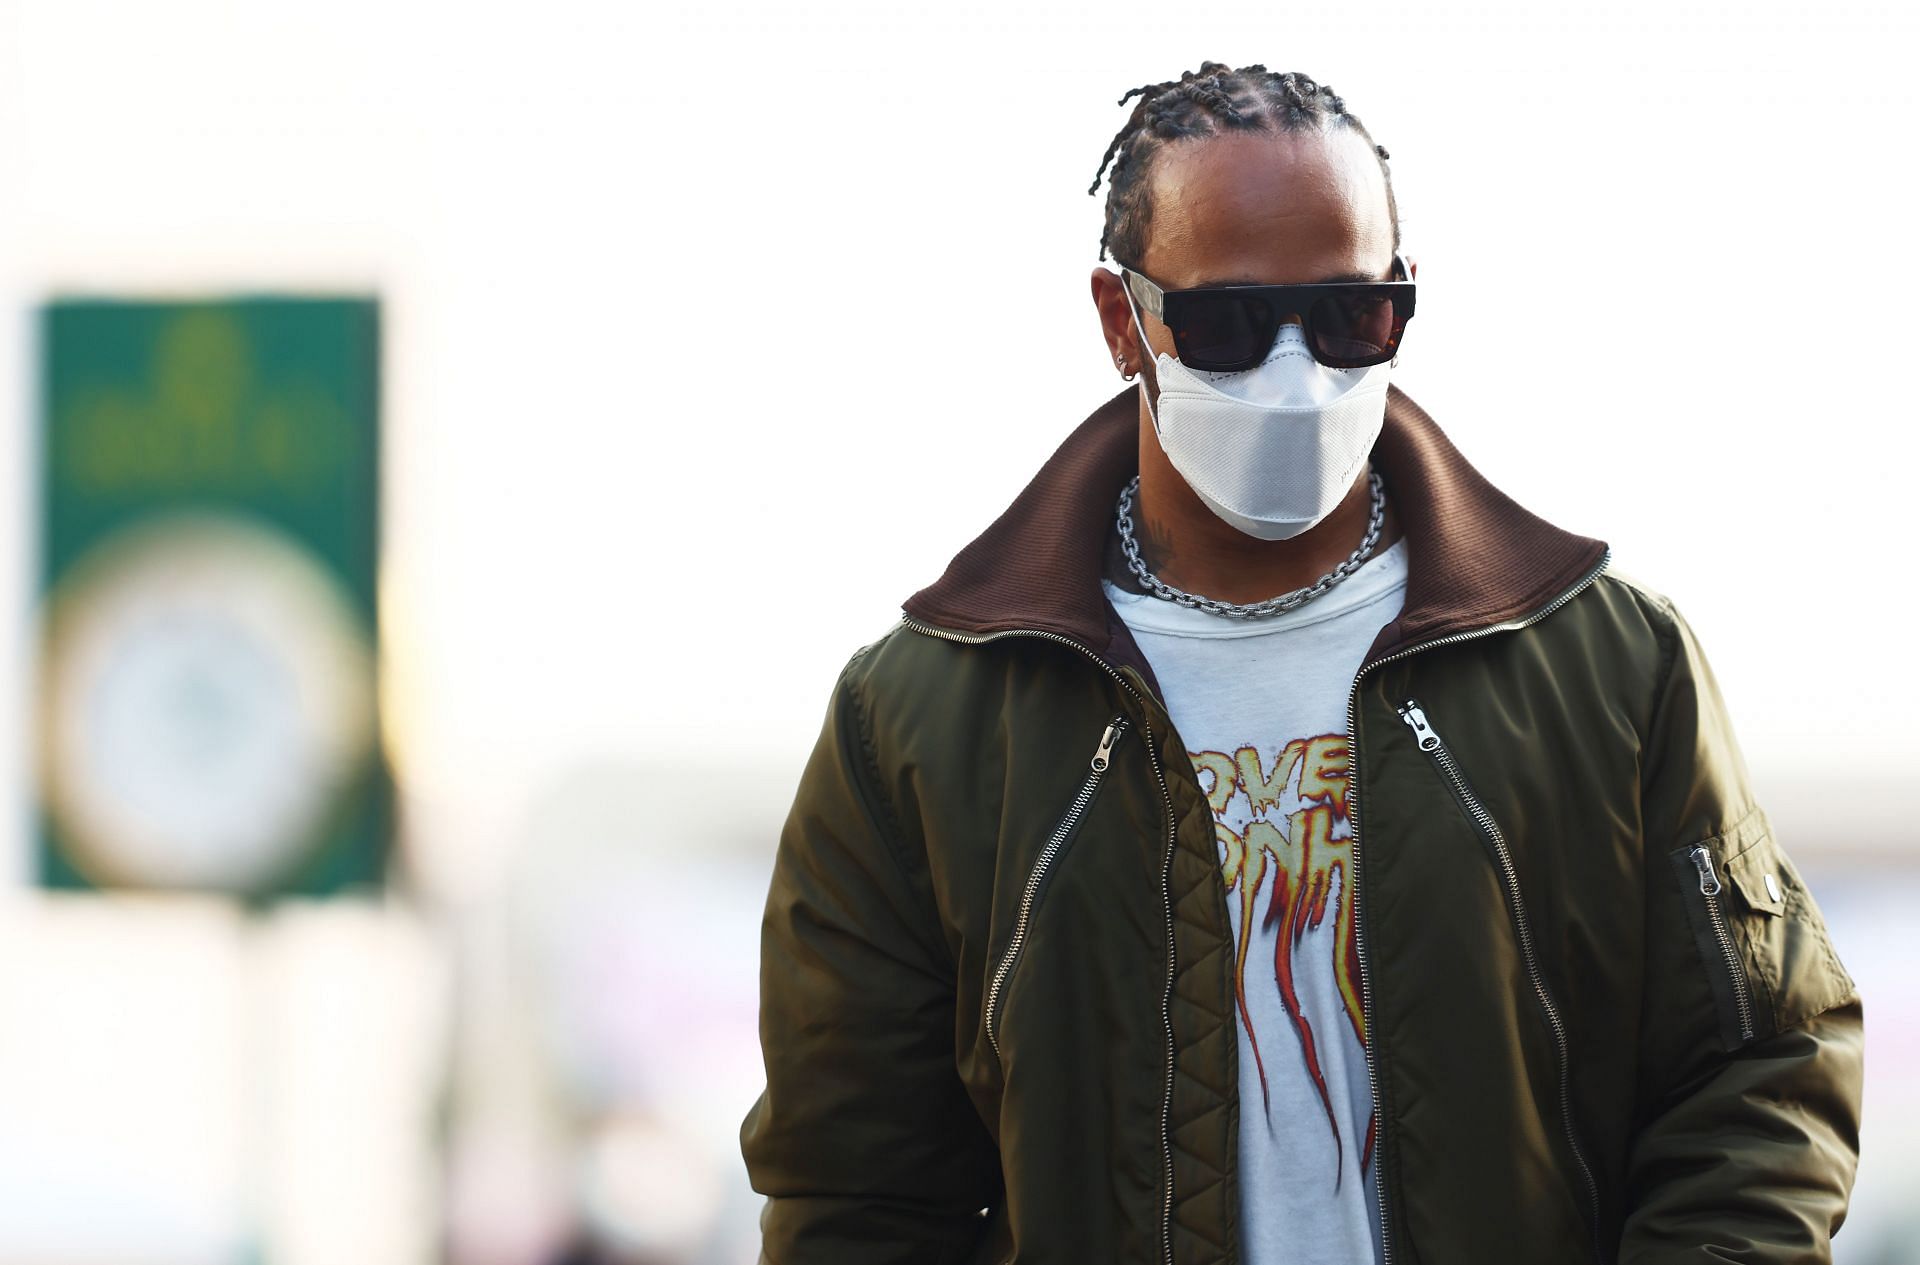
top-left (0, 1), bottom-right (1913, 1262)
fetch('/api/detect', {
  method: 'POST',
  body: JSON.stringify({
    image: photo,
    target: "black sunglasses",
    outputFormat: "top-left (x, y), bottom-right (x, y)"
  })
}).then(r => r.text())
top-left (1122, 254), bottom-right (1416, 372)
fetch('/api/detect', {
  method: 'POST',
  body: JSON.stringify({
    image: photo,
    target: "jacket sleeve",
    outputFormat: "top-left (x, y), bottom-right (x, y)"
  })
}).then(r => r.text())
top-left (739, 646), bottom-right (1001, 1265)
top-left (1615, 596), bottom-right (1864, 1264)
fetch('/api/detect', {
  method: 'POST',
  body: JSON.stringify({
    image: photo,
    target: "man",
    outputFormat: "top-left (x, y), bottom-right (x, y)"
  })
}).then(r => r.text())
top-left (739, 62), bottom-right (1863, 1265)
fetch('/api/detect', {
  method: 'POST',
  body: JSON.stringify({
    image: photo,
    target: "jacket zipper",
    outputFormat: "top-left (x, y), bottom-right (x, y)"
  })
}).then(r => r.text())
top-left (984, 715), bottom-right (1130, 1064)
top-left (1342, 544), bottom-right (1610, 1265)
top-left (1688, 845), bottom-right (1756, 1042)
top-left (898, 617), bottom-right (1181, 1265)
top-left (1396, 697), bottom-right (1603, 1252)
top-left (910, 544), bottom-right (1608, 1265)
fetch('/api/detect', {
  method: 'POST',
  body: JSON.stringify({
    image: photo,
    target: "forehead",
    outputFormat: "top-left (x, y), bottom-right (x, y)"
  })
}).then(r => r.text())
top-left (1137, 127), bottom-right (1394, 288)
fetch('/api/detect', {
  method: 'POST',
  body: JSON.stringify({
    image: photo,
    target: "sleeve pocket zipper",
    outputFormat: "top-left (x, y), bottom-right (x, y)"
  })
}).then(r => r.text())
top-left (984, 714), bottom-right (1128, 1066)
top-left (1687, 844), bottom-right (1758, 1044)
top-left (1398, 698), bottom-right (1602, 1262)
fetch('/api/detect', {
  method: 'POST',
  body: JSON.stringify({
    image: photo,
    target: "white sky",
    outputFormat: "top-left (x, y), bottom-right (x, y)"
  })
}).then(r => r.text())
top-left (0, 0), bottom-right (1914, 895)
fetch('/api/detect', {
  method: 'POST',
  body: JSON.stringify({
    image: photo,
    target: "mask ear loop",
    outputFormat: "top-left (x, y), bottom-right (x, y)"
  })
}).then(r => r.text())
top-left (1390, 252), bottom-right (1411, 367)
top-left (1118, 276), bottom-right (1164, 434)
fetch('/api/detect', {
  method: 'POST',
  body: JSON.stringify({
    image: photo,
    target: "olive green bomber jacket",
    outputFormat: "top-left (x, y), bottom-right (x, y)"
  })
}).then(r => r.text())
top-left (739, 385), bottom-right (1864, 1264)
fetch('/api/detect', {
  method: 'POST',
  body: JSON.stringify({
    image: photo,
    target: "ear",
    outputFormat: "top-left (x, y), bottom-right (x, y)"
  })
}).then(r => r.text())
top-left (1090, 267), bottom-right (1144, 378)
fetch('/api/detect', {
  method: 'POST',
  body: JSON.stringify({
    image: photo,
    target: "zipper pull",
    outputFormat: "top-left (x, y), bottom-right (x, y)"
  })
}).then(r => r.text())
top-left (1397, 699), bottom-right (1442, 751)
top-left (1091, 719), bottom-right (1124, 772)
top-left (1689, 845), bottom-right (1723, 896)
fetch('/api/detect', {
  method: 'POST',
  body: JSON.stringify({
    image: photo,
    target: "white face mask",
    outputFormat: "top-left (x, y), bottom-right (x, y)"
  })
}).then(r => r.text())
top-left (1124, 283), bottom-right (1391, 541)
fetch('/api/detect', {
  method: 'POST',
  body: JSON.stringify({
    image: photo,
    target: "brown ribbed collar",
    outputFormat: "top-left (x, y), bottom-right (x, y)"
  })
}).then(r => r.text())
top-left (902, 383), bottom-right (1607, 703)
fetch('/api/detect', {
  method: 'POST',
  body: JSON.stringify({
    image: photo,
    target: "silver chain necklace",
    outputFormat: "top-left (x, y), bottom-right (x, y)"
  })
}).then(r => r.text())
top-left (1114, 470), bottom-right (1387, 619)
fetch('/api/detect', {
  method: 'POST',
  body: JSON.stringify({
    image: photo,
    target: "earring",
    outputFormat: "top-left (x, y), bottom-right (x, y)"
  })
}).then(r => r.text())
top-left (1116, 353), bottom-right (1136, 382)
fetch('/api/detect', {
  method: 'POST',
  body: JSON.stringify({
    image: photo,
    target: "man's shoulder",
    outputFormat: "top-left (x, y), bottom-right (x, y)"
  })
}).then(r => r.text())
top-left (836, 616), bottom-right (969, 693)
top-left (1560, 558), bottom-right (1686, 641)
top-left (829, 613), bottom-right (1119, 750)
top-left (1595, 562), bottom-right (1679, 621)
top-left (826, 616), bottom-right (1014, 726)
top-left (1513, 559), bottom-right (1690, 696)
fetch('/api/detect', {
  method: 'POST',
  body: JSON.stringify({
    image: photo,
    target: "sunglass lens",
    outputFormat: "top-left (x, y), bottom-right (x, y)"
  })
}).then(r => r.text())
top-left (1170, 295), bottom-right (1272, 371)
top-left (1309, 293), bottom-right (1400, 366)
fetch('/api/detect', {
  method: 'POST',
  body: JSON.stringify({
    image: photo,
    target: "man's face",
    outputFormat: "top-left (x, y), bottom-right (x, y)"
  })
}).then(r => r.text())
top-left (1101, 127), bottom-right (1400, 386)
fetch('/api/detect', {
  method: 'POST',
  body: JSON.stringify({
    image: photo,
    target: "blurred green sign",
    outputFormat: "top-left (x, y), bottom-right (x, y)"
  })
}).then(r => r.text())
top-left (37, 297), bottom-right (388, 899)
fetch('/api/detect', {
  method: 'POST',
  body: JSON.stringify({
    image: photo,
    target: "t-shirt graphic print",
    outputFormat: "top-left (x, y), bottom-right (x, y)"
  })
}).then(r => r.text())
top-left (1200, 729), bottom-right (1368, 1175)
top-left (1105, 535), bottom-right (1407, 1265)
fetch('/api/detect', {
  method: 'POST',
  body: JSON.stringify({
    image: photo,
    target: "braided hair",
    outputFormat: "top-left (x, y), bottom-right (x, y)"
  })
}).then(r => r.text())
top-left (1089, 62), bottom-right (1400, 266)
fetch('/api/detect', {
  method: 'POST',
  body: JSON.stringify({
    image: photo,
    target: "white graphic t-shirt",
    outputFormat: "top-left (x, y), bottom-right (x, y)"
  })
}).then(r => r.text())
top-left (1104, 537), bottom-right (1407, 1265)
